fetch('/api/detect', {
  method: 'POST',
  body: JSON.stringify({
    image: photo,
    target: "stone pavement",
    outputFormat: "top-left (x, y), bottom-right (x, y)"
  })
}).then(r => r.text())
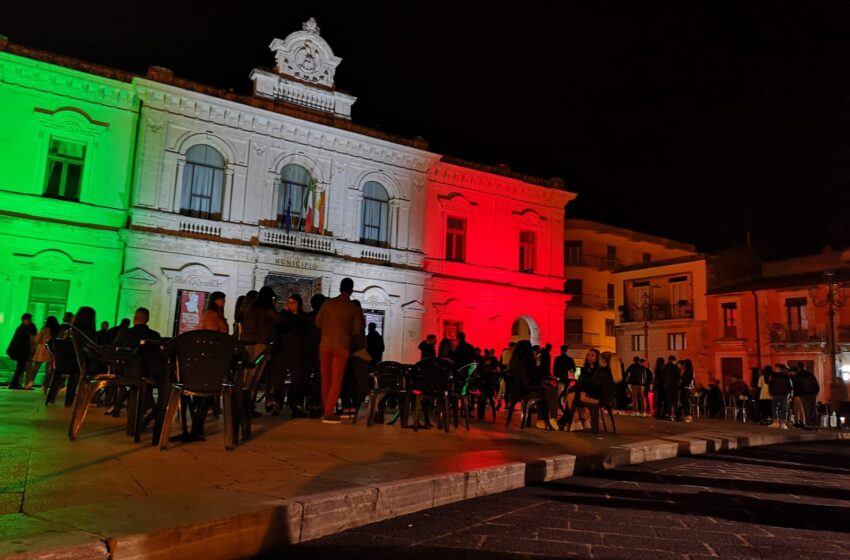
top-left (285, 440), bottom-right (850, 559)
top-left (0, 388), bottom-right (846, 559)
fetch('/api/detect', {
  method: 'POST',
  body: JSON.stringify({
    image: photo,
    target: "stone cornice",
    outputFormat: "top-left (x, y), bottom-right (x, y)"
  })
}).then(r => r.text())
top-left (0, 50), bottom-right (137, 111)
top-left (136, 79), bottom-right (437, 172)
top-left (429, 162), bottom-right (576, 209)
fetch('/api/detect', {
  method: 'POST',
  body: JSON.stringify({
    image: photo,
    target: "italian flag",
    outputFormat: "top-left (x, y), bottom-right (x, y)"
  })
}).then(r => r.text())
top-left (303, 175), bottom-right (315, 233)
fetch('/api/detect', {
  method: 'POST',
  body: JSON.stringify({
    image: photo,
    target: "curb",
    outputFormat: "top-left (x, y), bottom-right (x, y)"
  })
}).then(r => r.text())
top-left (5, 429), bottom-right (846, 560)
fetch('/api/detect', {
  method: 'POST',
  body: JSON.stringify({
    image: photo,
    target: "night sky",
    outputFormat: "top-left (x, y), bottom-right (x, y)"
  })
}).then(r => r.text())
top-left (4, 1), bottom-right (850, 258)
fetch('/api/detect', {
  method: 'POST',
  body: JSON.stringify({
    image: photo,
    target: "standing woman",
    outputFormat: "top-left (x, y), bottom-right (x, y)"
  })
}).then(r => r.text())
top-left (562, 348), bottom-right (615, 430)
top-left (506, 340), bottom-right (559, 430)
top-left (757, 366), bottom-right (774, 424)
top-left (679, 359), bottom-right (695, 422)
top-left (200, 292), bottom-right (228, 333)
top-left (277, 293), bottom-right (309, 417)
top-left (652, 357), bottom-right (666, 418)
top-left (24, 316), bottom-right (60, 390)
top-left (437, 337), bottom-right (454, 361)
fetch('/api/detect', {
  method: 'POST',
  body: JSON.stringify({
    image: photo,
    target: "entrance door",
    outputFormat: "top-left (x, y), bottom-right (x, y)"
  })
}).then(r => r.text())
top-left (27, 277), bottom-right (70, 328)
top-left (721, 357), bottom-right (744, 390)
top-left (264, 274), bottom-right (322, 312)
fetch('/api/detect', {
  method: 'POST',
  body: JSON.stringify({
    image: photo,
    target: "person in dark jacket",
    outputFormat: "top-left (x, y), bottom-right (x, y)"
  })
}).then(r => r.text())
top-left (792, 363), bottom-right (819, 428)
top-left (652, 357), bottom-right (666, 418)
top-left (6, 313), bottom-right (36, 389)
top-left (506, 340), bottom-right (559, 429)
top-left (562, 348), bottom-right (616, 430)
top-left (679, 359), bottom-right (695, 422)
top-left (625, 356), bottom-right (647, 415)
top-left (642, 359), bottom-right (653, 414)
top-left (418, 334), bottom-right (437, 360)
top-left (104, 318), bottom-right (130, 345)
top-left (768, 364), bottom-right (793, 428)
top-left (275, 293), bottom-right (310, 417)
top-left (453, 332), bottom-right (476, 366)
top-left (366, 323), bottom-right (384, 365)
top-left (662, 355), bottom-right (681, 420)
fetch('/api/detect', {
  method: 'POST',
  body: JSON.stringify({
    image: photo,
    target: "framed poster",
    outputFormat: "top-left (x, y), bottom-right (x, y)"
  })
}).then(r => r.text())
top-left (173, 289), bottom-right (209, 336)
top-left (363, 308), bottom-right (385, 335)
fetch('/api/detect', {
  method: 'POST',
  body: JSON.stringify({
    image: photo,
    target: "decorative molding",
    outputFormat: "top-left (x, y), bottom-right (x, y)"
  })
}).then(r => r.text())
top-left (34, 106), bottom-right (109, 127)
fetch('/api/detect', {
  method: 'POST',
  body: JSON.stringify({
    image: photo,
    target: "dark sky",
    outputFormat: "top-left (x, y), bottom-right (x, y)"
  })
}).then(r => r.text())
top-left (4, 1), bottom-right (850, 258)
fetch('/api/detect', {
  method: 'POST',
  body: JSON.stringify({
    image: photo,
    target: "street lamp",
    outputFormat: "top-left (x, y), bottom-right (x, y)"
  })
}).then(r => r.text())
top-left (811, 271), bottom-right (847, 381)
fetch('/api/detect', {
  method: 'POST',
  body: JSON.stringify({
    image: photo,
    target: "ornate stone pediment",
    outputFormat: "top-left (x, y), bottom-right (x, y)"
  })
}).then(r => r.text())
top-left (270, 18), bottom-right (340, 87)
top-left (250, 18), bottom-right (357, 119)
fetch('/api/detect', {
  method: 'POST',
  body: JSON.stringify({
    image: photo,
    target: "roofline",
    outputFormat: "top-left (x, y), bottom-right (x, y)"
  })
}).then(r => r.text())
top-left (613, 254), bottom-right (707, 273)
top-left (440, 156), bottom-right (567, 190)
top-left (565, 218), bottom-right (697, 252)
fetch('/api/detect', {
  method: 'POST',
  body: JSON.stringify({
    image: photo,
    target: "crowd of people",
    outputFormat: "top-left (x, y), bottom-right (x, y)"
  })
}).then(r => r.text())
top-left (6, 283), bottom-right (850, 432)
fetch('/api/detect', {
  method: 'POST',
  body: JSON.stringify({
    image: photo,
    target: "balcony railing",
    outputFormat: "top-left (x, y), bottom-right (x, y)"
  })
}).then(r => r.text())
top-left (566, 293), bottom-right (615, 311)
top-left (259, 227), bottom-right (334, 253)
top-left (564, 332), bottom-right (601, 347)
top-left (565, 254), bottom-right (625, 270)
top-left (622, 301), bottom-right (694, 322)
top-left (769, 327), bottom-right (829, 345)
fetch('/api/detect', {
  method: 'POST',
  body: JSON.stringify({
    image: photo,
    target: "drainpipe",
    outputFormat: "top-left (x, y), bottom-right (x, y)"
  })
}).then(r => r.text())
top-left (752, 289), bottom-right (762, 372)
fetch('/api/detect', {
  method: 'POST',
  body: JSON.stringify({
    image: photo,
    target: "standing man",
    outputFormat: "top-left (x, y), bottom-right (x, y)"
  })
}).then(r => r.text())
top-left (552, 345), bottom-right (576, 398)
top-left (625, 356), bottom-right (647, 416)
top-left (663, 355), bottom-right (681, 420)
top-left (538, 343), bottom-right (553, 378)
top-left (315, 278), bottom-right (364, 424)
top-left (641, 358), bottom-right (653, 414)
top-left (6, 313), bottom-right (36, 389)
top-left (453, 332), bottom-right (476, 366)
top-left (793, 362), bottom-right (819, 428)
top-left (366, 322), bottom-right (385, 365)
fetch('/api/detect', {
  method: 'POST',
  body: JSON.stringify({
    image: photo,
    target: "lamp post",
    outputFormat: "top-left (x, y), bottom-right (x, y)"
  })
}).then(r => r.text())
top-left (633, 288), bottom-right (657, 364)
top-left (812, 271), bottom-right (847, 381)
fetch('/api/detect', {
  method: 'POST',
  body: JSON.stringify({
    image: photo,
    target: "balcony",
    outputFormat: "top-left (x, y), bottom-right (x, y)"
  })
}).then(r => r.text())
top-left (259, 226), bottom-right (335, 253)
top-left (769, 325), bottom-right (828, 347)
top-left (565, 253), bottom-right (624, 270)
top-left (621, 301), bottom-right (694, 322)
top-left (567, 293), bottom-right (615, 311)
top-left (564, 332), bottom-right (601, 348)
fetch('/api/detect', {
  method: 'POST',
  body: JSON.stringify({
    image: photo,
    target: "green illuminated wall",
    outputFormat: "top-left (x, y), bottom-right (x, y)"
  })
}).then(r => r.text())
top-left (0, 51), bottom-right (139, 361)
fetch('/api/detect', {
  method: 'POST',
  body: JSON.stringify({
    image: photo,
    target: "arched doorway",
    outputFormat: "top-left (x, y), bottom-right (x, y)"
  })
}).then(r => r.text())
top-left (510, 315), bottom-right (540, 346)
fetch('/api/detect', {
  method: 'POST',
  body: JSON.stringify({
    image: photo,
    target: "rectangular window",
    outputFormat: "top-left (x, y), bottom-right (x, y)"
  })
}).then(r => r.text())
top-left (445, 217), bottom-right (466, 262)
top-left (564, 318), bottom-right (583, 346)
top-left (606, 245), bottom-right (617, 268)
top-left (667, 332), bottom-right (686, 350)
top-left (785, 297), bottom-right (808, 341)
top-left (564, 279), bottom-right (583, 305)
top-left (631, 334), bottom-right (645, 352)
top-left (721, 302), bottom-right (738, 338)
top-left (564, 240), bottom-right (583, 266)
top-left (44, 137), bottom-right (85, 201)
top-left (519, 230), bottom-right (536, 272)
top-left (442, 320), bottom-right (463, 342)
top-left (605, 319), bottom-right (615, 337)
top-left (607, 284), bottom-right (615, 309)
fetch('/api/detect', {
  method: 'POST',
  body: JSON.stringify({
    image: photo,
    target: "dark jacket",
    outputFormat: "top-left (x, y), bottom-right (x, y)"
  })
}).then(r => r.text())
top-left (553, 353), bottom-right (576, 383)
top-left (366, 331), bottom-right (384, 364)
top-left (663, 362), bottom-right (681, 390)
top-left (794, 369), bottom-right (819, 397)
top-left (240, 305), bottom-right (280, 345)
top-left (578, 365), bottom-right (617, 405)
top-left (113, 325), bottom-right (161, 348)
top-left (453, 341), bottom-right (476, 367)
top-left (418, 341), bottom-right (436, 359)
top-left (6, 323), bottom-right (36, 361)
top-left (626, 363), bottom-right (646, 386)
top-left (278, 311), bottom-right (310, 369)
top-left (768, 371), bottom-right (793, 397)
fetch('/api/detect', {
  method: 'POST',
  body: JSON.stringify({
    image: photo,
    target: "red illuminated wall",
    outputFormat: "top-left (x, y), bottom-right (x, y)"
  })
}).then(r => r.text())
top-left (421, 161), bottom-right (576, 354)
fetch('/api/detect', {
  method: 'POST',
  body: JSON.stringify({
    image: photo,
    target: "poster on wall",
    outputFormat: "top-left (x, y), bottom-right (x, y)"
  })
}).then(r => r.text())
top-left (363, 308), bottom-right (385, 335)
top-left (173, 289), bottom-right (209, 336)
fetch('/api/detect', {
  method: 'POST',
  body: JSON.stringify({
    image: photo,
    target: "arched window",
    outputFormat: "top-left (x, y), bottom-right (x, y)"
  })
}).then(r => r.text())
top-left (180, 145), bottom-right (225, 220)
top-left (277, 164), bottom-right (313, 231)
top-left (360, 181), bottom-right (389, 247)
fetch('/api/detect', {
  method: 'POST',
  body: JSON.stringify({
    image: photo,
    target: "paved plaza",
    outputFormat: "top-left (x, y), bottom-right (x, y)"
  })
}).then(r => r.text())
top-left (285, 440), bottom-right (850, 559)
top-left (0, 387), bottom-right (846, 559)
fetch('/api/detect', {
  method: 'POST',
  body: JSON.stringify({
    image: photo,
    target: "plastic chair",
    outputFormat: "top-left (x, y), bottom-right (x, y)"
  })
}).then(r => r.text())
top-left (158, 330), bottom-right (248, 451)
top-left (45, 336), bottom-right (79, 407)
top-left (365, 361), bottom-right (408, 426)
top-left (562, 395), bottom-right (617, 435)
top-left (504, 377), bottom-right (545, 429)
top-left (66, 326), bottom-right (138, 441)
top-left (404, 358), bottom-right (454, 432)
top-left (449, 362), bottom-right (477, 430)
top-left (240, 342), bottom-right (273, 440)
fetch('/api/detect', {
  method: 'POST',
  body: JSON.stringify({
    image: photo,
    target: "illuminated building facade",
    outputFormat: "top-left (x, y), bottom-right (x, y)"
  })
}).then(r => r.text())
top-left (1, 20), bottom-right (574, 366)
top-left (422, 160), bottom-right (575, 353)
top-left (563, 219), bottom-right (697, 358)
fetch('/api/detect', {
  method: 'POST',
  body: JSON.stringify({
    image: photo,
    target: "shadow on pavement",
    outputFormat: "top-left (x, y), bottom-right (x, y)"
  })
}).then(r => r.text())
top-left (542, 479), bottom-right (850, 533)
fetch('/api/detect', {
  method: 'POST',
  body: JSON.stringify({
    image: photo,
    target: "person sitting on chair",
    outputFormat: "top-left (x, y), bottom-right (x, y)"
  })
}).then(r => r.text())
top-left (561, 348), bottom-right (615, 431)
